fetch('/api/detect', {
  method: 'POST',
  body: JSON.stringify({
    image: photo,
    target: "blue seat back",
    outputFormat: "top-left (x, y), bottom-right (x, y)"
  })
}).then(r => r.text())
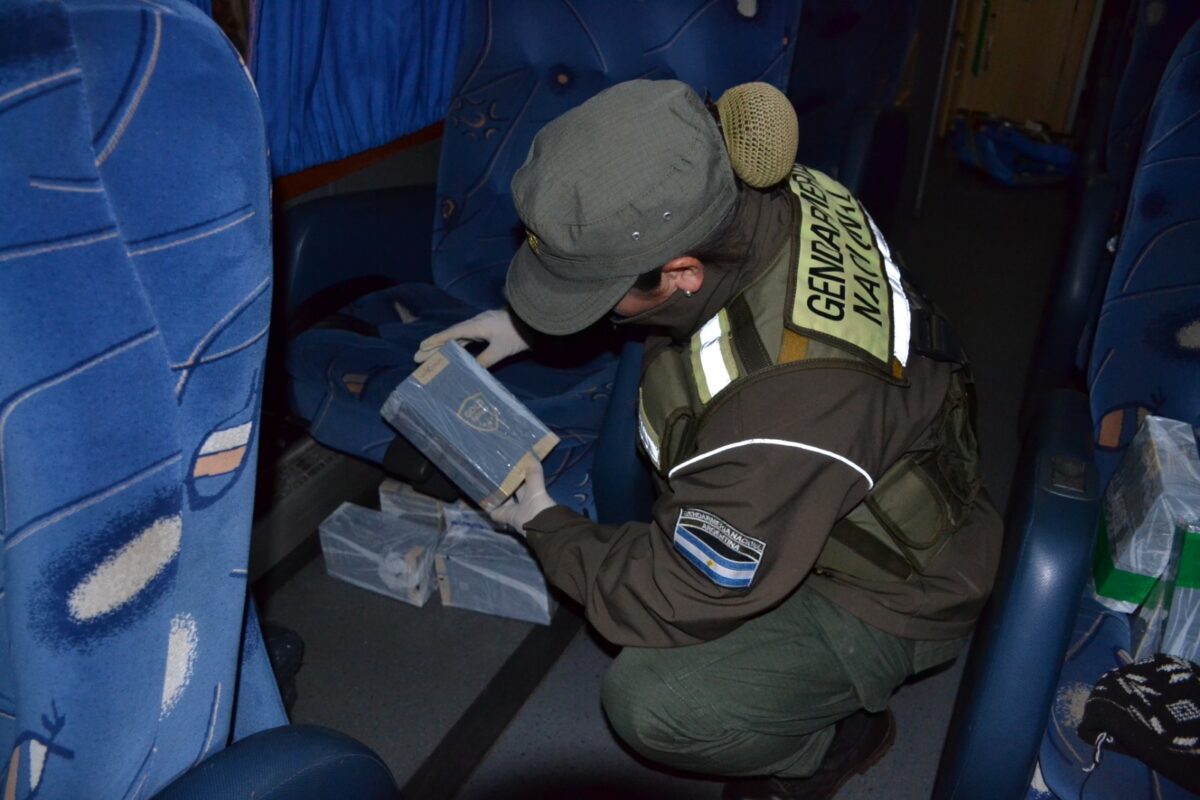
top-left (786, 0), bottom-right (918, 193)
top-left (1107, 0), bottom-right (1200, 189)
top-left (1088, 20), bottom-right (1200, 487)
top-left (429, 0), bottom-right (804, 309)
top-left (0, 1), bottom-right (284, 795)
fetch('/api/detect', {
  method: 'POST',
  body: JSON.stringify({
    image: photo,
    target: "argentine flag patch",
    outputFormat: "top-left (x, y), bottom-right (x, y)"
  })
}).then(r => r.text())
top-left (673, 507), bottom-right (765, 589)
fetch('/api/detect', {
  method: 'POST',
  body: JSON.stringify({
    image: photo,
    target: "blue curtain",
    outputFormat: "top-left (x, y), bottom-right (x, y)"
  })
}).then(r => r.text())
top-left (250, 0), bottom-right (465, 176)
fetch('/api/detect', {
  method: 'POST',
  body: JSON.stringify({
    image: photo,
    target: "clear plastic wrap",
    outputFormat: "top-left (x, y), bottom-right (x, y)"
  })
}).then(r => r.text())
top-left (435, 511), bottom-right (555, 626)
top-left (381, 341), bottom-right (558, 511)
top-left (1093, 416), bottom-right (1200, 613)
top-left (318, 502), bottom-right (439, 607)
top-left (378, 477), bottom-right (444, 532)
top-left (1131, 525), bottom-right (1200, 662)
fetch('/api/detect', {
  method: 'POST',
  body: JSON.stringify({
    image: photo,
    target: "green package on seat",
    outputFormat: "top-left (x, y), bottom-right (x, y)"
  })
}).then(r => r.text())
top-left (1092, 416), bottom-right (1200, 613)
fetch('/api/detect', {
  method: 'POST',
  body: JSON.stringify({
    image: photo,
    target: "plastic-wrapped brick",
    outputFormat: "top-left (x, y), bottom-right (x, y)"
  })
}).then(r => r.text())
top-left (380, 342), bottom-right (557, 511)
top-left (378, 478), bottom-right (444, 532)
top-left (435, 512), bottom-right (555, 625)
top-left (1093, 416), bottom-right (1200, 614)
top-left (319, 502), bottom-right (439, 607)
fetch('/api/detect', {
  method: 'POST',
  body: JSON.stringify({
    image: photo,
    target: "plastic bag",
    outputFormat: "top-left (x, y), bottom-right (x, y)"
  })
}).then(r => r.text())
top-left (435, 509), bottom-right (555, 625)
top-left (378, 477), bottom-right (444, 532)
top-left (1092, 416), bottom-right (1200, 614)
top-left (318, 502), bottom-right (439, 607)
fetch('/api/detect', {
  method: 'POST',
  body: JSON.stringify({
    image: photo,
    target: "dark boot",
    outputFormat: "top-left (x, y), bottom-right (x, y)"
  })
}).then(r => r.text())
top-left (721, 709), bottom-right (896, 800)
top-left (262, 622), bottom-right (304, 714)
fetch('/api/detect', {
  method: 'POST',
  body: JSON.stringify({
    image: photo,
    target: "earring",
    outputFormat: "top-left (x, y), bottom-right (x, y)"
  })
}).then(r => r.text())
top-left (684, 290), bottom-right (693, 297)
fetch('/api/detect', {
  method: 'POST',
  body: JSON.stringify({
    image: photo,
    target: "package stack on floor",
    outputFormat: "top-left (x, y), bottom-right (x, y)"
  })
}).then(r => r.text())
top-left (318, 497), bottom-right (441, 607)
top-left (317, 478), bottom-right (556, 625)
top-left (436, 504), bottom-right (556, 626)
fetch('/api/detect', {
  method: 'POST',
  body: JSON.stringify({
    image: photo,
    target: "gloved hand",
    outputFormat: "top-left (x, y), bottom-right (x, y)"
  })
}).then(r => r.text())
top-left (490, 459), bottom-right (556, 536)
top-left (414, 309), bottom-right (530, 369)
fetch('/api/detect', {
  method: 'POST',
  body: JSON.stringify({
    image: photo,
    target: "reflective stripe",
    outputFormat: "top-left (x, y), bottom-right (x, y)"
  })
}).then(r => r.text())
top-left (866, 213), bottom-right (911, 367)
top-left (695, 311), bottom-right (735, 402)
top-left (637, 390), bottom-right (662, 469)
top-left (667, 438), bottom-right (875, 489)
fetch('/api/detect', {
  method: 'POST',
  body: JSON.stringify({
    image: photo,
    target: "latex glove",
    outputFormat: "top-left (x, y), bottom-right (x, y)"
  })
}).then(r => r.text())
top-left (490, 459), bottom-right (556, 536)
top-left (414, 309), bottom-right (530, 369)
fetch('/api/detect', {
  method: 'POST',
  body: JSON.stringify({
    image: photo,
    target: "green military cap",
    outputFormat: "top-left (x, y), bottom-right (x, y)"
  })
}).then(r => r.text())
top-left (506, 79), bottom-right (737, 335)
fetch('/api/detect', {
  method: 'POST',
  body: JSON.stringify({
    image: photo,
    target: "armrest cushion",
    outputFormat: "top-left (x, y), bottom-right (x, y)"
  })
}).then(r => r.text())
top-left (935, 387), bottom-right (1101, 800)
top-left (1034, 173), bottom-right (1119, 379)
top-left (152, 724), bottom-right (397, 800)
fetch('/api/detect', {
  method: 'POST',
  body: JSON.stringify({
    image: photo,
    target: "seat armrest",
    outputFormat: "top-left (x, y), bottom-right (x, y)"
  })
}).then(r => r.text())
top-left (279, 185), bottom-right (436, 334)
top-left (935, 388), bottom-right (1100, 800)
top-left (151, 724), bottom-right (398, 800)
top-left (1030, 173), bottom-right (1118, 380)
top-left (593, 339), bottom-right (656, 525)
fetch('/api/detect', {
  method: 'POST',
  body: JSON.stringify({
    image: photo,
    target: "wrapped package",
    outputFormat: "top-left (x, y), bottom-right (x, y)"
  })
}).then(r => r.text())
top-left (1131, 525), bottom-right (1200, 662)
top-left (318, 502), bottom-right (439, 607)
top-left (1092, 416), bottom-right (1200, 613)
top-left (378, 477), bottom-right (444, 532)
top-left (435, 511), bottom-right (556, 625)
top-left (381, 342), bottom-right (558, 511)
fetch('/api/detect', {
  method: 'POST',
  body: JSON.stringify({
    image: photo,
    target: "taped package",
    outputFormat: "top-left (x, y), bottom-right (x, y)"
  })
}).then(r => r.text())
top-left (1092, 415), bottom-right (1200, 614)
top-left (1130, 524), bottom-right (1200, 662)
top-left (381, 342), bottom-right (558, 511)
top-left (319, 502), bottom-right (439, 607)
top-left (435, 505), bottom-right (556, 625)
top-left (378, 478), bottom-right (444, 532)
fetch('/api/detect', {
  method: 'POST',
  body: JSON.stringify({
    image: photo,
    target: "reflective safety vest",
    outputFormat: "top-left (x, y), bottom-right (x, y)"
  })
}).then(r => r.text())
top-left (637, 165), bottom-right (983, 584)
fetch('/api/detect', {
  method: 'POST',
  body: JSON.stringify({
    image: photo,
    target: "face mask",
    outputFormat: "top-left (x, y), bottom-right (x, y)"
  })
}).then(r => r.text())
top-left (709, 82), bottom-right (799, 189)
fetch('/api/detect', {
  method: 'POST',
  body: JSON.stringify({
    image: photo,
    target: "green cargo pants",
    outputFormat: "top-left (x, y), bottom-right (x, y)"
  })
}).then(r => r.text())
top-left (601, 584), bottom-right (964, 778)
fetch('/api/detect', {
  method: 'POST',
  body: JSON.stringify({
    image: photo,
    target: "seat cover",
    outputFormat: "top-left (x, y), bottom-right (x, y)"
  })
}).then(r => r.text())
top-left (1087, 21), bottom-right (1200, 489)
top-left (0, 1), bottom-right (284, 796)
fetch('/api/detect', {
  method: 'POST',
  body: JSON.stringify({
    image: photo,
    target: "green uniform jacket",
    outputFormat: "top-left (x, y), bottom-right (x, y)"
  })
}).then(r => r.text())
top-left (524, 183), bottom-right (1003, 649)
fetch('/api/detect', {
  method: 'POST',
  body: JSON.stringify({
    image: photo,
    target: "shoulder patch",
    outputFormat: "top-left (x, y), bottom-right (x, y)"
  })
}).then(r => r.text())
top-left (673, 507), bottom-right (765, 589)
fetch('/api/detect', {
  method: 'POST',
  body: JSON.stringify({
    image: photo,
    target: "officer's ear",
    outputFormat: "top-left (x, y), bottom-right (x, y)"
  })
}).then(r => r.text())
top-left (663, 256), bottom-right (704, 295)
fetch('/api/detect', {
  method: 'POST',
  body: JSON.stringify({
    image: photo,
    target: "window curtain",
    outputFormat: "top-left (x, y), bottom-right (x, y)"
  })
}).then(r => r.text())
top-left (249, 0), bottom-right (464, 176)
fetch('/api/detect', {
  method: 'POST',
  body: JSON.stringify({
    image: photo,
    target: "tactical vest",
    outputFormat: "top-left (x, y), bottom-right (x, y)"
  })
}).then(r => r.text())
top-left (637, 165), bottom-right (983, 584)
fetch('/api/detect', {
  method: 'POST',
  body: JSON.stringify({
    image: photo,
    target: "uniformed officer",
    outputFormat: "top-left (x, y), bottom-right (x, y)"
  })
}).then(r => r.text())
top-left (416, 79), bottom-right (1002, 799)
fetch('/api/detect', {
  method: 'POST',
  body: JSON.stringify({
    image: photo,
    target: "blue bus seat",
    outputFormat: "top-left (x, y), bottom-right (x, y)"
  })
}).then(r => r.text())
top-left (0, 2), bottom-right (395, 796)
top-left (935, 20), bottom-right (1200, 799)
top-left (286, 0), bottom-right (803, 522)
top-left (1028, 0), bottom-right (1200, 394)
top-left (786, 0), bottom-right (919, 195)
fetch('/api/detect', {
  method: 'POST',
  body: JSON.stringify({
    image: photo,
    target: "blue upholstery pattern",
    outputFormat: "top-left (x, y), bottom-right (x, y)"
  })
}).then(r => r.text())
top-left (1087, 21), bottom-right (1200, 488)
top-left (937, 20), bottom-right (1200, 800)
top-left (1028, 0), bottom-right (1200, 389)
top-left (249, 0), bottom-right (466, 176)
top-left (1106, 0), bottom-right (1200, 191)
top-left (0, 1), bottom-right (286, 796)
top-left (786, 0), bottom-right (919, 193)
top-left (288, 0), bottom-right (803, 519)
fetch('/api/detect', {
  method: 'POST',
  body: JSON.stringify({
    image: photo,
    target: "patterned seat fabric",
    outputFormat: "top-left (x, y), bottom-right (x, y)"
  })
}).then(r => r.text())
top-left (287, 0), bottom-right (803, 517)
top-left (1026, 19), bottom-right (1200, 800)
top-left (1106, 0), bottom-right (1200, 192)
top-left (0, 1), bottom-right (284, 796)
top-left (1087, 21), bottom-right (1200, 488)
